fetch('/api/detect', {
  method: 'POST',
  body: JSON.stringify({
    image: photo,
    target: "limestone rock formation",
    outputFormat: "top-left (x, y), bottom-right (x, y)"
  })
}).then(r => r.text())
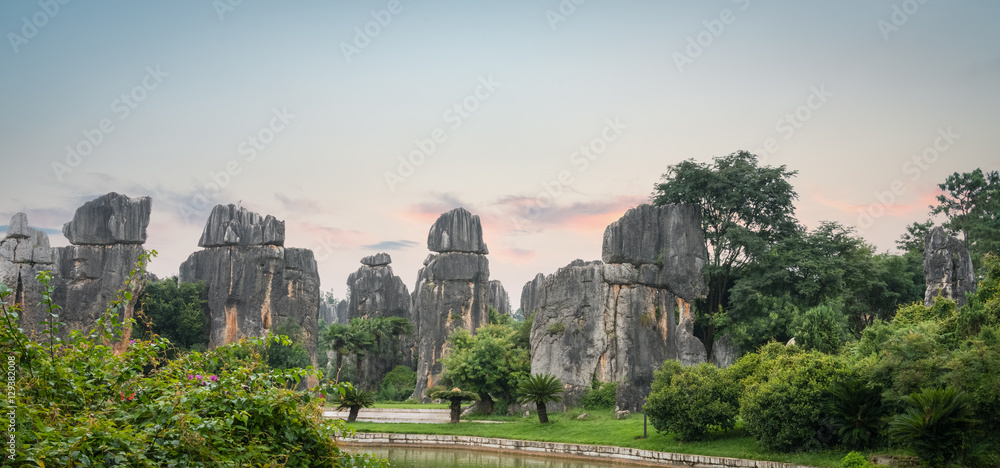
top-left (1, 193), bottom-right (151, 340)
top-left (411, 208), bottom-right (493, 401)
top-left (427, 207), bottom-right (489, 254)
top-left (710, 334), bottom-right (738, 368)
top-left (197, 204), bottom-right (284, 248)
top-left (62, 192), bottom-right (151, 245)
top-left (530, 204), bottom-right (708, 411)
top-left (487, 280), bottom-right (511, 317)
top-left (924, 226), bottom-right (976, 307)
top-left (180, 205), bottom-right (319, 379)
top-left (346, 253), bottom-right (413, 390)
top-left (520, 273), bottom-right (545, 318)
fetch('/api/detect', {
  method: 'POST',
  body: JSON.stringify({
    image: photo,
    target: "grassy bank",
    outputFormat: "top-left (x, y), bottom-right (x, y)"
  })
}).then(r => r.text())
top-left (346, 410), bottom-right (862, 467)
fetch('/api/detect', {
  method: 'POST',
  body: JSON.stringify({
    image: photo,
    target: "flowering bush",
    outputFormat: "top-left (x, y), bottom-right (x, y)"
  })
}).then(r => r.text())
top-left (1, 251), bottom-right (385, 467)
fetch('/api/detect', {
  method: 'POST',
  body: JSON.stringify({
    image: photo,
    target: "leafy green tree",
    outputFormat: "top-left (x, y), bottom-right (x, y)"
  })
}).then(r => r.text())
top-left (137, 277), bottom-right (210, 349)
top-left (441, 324), bottom-right (530, 415)
top-left (889, 388), bottom-right (978, 467)
top-left (383, 316), bottom-right (414, 367)
top-left (645, 362), bottom-right (739, 441)
top-left (429, 387), bottom-right (481, 424)
top-left (652, 151), bottom-right (799, 348)
top-left (897, 219), bottom-right (935, 255)
top-left (265, 320), bottom-right (310, 371)
top-left (321, 322), bottom-right (374, 383)
top-left (791, 302), bottom-right (850, 354)
top-left (378, 365), bottom-right (417, 402)
top-left (827, 379), bottom-right (884, 449)
top-left (930, 168), bottom-right (1000, 267)
top-left (516, 373), bottom-right (564, 424)
top-left (580, 380), bottom-right (618, 410)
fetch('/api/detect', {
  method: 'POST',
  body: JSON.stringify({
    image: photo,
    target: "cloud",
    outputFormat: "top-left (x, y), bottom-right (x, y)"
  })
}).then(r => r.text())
top-left (399, 193), bottom-right (469, 224)
top-left (490, 245), bottom-right (538, 264)
top-left (274, 192), bottom-right (324, 214)
top-left (362, 240), bottom-right (420, 250)
top-left (812, 187), bottom-right (942, 218)
top-left (491, 194), bottom-right (647, 234)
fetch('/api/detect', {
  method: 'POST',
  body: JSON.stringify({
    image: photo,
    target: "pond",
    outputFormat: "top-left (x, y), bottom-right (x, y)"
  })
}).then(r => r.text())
top-left (345, 445), bottom-right (649, 468)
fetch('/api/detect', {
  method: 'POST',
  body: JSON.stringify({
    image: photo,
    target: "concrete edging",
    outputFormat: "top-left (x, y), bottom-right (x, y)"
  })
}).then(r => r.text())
top-left (339, 432), bottom-right (817, 468)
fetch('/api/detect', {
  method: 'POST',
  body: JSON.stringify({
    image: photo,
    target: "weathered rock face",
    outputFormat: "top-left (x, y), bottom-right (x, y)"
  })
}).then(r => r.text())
top-left (411, 208), bottom-right (493, 401)
top-left (427, 207), bottom-right (489, 254)
top-left (530, 204), bottom-right (708, 411)
top-left (197, 204), bottom-right (284, 248)
top-left (710, 334), bottom-right (738, 368)
top-left (1, 194), bottom-right (151, 341)
top-left (346, 253), bottom-right (412, 391)
top-left (180, 205), bottom-right (319, 379)
top-left (319, 300), bottom-right (344, 325)
top-left (487, 280), bottom-right (511, 317)
top-left (924, 227), bottom-right (976, 307)
top-left (520, 273), bottom-right (545, 318)
top-left (62, 192), bottom-right (151, 245)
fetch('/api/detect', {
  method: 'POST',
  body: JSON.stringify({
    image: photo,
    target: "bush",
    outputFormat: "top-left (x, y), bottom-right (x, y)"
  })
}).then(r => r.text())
top-left (645, 361), bottom-right (738, 441)
top-left (827, 379), bottom-right (884, 450)
top-left (840, 451), bottom-right (873, 468)
top-left (378, 365), bottom-right (417, 402)
top-left (737, 343), bottom-right (851, 452)
top-left (580, 381), bottom-right (618, 410)
top-left (889, 387), bottom-right (978, 467)
top-left (791, 302), bottom-right (849, 354)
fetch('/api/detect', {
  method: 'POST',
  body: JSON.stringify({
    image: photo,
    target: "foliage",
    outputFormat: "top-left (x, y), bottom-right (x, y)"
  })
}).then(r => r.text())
top-left (378, 365), bottom-right (417, 402)
top-left (889, 388), bottom-right (978, 467)
top-left (652, 150), bottom-right (800, 346)
top-left (441, 323), bottom-right (530, 415)
top-left (645, 361), bottom-right (739, 441)
top-left (896, 219), bottom-right (935, 255)
top-left (929, 168), bottom-right (1000, 267)
top-left (546, 321), bottom-right (566, 335)
top-left (827, 379), bottom-right (884, 450)
top-left (516, 373), bottom-right (564, 424)
top-left (429, 387), bottom-right (481, 424)
top-left (839, 451), bottom-right (873, 468)
top-left (736, 343), bottom-right (851, 452)
top-left (321, 321), bottom-right (374, 383)
top-left (136, 277), bottom-right (210, 349)
top-left (266, 320), bottom-right (311, 371)
top-left (0, 253), bottom-right (385, 467)
top-left (580, 380), bottom-right (618, 410)
top-left (791, 302), bottom-right (850, 354)
top-left (336, 383), bottom-right (376, 423)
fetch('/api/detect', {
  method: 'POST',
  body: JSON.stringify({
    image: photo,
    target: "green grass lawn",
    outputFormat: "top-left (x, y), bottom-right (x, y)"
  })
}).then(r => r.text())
top-left (346, 409), bottom-right (862, 467)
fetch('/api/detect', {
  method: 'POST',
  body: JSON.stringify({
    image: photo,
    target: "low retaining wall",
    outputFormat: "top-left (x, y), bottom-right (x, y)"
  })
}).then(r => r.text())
top-left (339, 432), bottom-right (816, 468)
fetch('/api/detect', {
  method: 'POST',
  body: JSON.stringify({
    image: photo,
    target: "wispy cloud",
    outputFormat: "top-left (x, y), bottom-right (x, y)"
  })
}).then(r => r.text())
top-left (362, 240), bottom-right (419, 250)
top-left (812, 188), bottom-right (941, 218)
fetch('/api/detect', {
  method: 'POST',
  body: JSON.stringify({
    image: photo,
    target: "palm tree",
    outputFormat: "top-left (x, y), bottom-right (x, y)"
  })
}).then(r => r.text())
top-left (516, 373), bottom-right (564, 424)
top-left (321, 323), bottom-right (351, 382)
top-left (430, 387), bottom-right (480, 424)
top-left (384, 316), bottom-right (414, 366)
top-left (337, 384), bottom-right (376, 423)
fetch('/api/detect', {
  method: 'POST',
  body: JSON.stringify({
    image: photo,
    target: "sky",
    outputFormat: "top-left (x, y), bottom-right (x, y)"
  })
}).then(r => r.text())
top-left (1, 1), bottom-right (998, 310)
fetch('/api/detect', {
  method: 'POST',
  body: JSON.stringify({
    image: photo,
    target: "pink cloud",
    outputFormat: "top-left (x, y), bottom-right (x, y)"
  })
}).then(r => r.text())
top-left (812, 187), bottom-right (943, 218)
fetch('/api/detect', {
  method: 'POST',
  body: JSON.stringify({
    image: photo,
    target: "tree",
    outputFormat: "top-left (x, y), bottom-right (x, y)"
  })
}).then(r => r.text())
top-left (930, 168), bottom-right (1000, 267)
top-left (337, 384), bottom-right (376, 423)
top-left (516, 373), bottom-right (564, 424)
top-left (897, 220), bottom-right (935, 255)
top-left (321, 322), bottom-right (374, 383)
top-left (645, 361), bottom-right (739, 441)
top-left (430, 387), bottom-right (481, 423)
top-left (137, 277), bottom-right (210, 349)
top-left (889, 388), bottom-right (978, 467)
top-left (652, 151), bottom-right (799, 348)
top-left (441, 324), bottom-right (530, 415)
top-left (383, 316), bottom-right (414, 367)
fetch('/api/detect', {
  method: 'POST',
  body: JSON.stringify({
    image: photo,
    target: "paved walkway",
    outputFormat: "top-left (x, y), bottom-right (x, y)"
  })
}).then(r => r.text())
top-left (324, 407), bottom-right (506, 424)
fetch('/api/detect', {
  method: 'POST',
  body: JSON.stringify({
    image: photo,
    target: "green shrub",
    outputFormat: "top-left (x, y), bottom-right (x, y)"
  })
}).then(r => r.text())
top-left (827, 379), bottom-right (884, 449)
top-left (581, 381), bottom-right (618, 410)
top-left (791, 301), bottom-right (849, 354)
top-left (840, 451), bottom-right (873, 468)
top-left (645, 361), bottom-right (738, 441)
top-left (737, 343), bottom-right (851, 452)
top-left (889, 387), bottom-right (978, 467)
top-left (378, 365), bottom-right (417, 402)
top-left (546, 322), bottom-right (566, 335)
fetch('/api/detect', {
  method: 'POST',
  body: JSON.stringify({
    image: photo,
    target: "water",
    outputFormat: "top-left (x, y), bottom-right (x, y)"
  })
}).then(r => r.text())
top-left (345, 446), bottom-right (647, 468)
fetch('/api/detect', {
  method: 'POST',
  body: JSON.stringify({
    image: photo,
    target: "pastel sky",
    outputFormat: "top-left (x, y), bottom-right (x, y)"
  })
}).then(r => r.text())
top-left (2, 1), bottom-right (998, 309)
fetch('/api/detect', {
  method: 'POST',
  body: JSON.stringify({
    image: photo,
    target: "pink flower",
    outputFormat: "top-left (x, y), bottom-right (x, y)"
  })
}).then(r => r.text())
top-left (209, 375), bottom-right (218, 382)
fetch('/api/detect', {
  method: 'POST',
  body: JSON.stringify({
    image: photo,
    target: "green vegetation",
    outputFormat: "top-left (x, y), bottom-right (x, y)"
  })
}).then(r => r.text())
top-left (580, 380), bottom-right (617, 410)
top-left (429, 388), bottom-right (481, 424)
top-left (336, 384), bottom-right (376, 423)
top-left (440, 323), bottom-right (529, 415)
top-left (0, 251), bottom-right (384, 467)
top-left (136, 276), bottom-right (210, 350)
top-left (377, 365), bottom-right (417, 402)
top-left (516, 373), bottom-right (564, 424)
top-left (645, 362), bottom-right (738, 441)
top-left (888, 388), bottom-right (978, 467)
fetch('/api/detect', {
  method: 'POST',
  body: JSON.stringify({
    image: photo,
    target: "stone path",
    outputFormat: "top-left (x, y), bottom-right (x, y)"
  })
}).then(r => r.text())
top-left (324, 408), bottom-right (505, 424)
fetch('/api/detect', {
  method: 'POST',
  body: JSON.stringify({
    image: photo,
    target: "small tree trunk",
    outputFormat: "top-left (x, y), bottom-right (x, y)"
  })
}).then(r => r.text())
top-left (479, 394), bottom-right (495, 415)
top-left (449, 399), bottom-right (462, 424)
top-left (348, 405), bottom-right (361, 423)
top-left (537, 401), bottom-right (549, 424)
top-left (335, 353), bottom-right (344, 383)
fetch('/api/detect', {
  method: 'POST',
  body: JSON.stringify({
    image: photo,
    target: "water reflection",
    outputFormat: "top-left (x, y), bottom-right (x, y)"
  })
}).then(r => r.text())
top-left (345, 446), bottom-right (646, 468)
